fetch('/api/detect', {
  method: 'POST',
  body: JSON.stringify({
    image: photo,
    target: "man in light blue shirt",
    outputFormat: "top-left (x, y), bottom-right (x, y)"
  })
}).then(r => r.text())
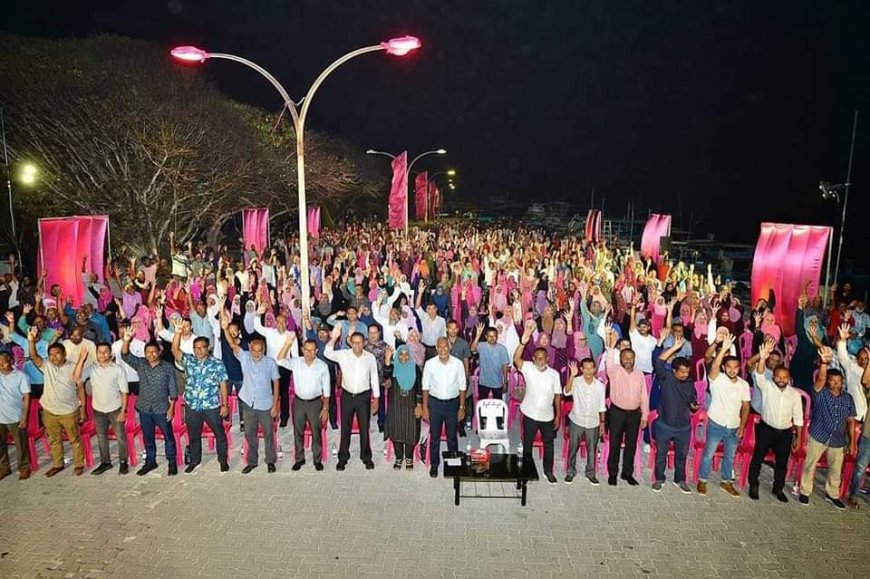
top-left (222, 321), bottom-right (280, 474)
top-left (4, 311), bottom-right (48, 396)
top-left (471, 324), bottom-right (511, 399)
top-left (0, 351), bottom-right (31, 479)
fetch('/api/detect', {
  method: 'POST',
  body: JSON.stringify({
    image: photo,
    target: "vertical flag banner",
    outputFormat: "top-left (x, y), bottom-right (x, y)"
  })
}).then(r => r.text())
top-left (585, 209), bottom-right (602, 242)
top-left (37, 215), bottom-right (109, 306)
top-left (415, 172), bottom-right (428, 220)
top-left (307, 206), bottom-right (321, 239)
top-left (242, 208), bottom-right (270, 255)
top-left (388, 151), bottom-right (408, 230)
top-left (640, 214), bottom-right (671, 263)
top-left (751, 223), bottom-right (832, 336)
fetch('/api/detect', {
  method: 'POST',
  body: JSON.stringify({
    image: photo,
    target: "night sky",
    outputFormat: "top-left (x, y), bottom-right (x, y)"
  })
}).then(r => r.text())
top-left (3, 0), bottom-right (868, 256)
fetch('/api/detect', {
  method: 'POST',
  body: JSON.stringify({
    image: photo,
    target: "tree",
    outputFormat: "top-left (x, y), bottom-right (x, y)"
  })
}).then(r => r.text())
top-left (0, 34), bottom-right (388, 258)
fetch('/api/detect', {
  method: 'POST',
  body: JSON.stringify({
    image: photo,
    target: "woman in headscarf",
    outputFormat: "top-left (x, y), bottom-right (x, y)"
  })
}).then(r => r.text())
top-left (384, 345), bottom-right (423, 470)
top-left (405, 329), bottom-right (426, 368)
top-left (688, 309), bottom-right (710, 379)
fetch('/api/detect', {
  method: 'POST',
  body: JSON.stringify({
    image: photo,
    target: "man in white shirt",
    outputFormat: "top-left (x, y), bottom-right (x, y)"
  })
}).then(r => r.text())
top-left (27, 328), bottom-right (87, 477)
top-left (515, 322), bottom-right (562, 484)
top-left (563, 358), bottom-right (606, 485)
top-left (112, 320), bottom-right (142, 396)
top-left (415, 285), bottom-right (447, 359)
top-left (835, 323), bottom-right (868, 422)
top-left (697, 332), bottom-right (750, 497)
top-left (422, 337), bottom-right (467, 478)
top-left (254, 305), bottom-right (298, 428)
top-left (278, 337), bottom-right (330, 472)
top-left (325, 327), bottom-right (379, 471)
top-left (73, 342), bottom-right (130, 475)
top-left (373, 296), bottom-right (409, 349)
top-left (628, 310), bottom-right (656, 374)
top-left (61, 326), bottom-right (97, 374)
top-left (748, 340), bottom-right (804, 502)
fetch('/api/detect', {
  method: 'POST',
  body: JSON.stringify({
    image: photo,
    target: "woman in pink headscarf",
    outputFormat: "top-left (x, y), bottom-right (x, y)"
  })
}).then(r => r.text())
top-left (131, 304), bottom-right (153, 342)
top-left (405, 328), bottom-right (426, 368)
top-left (688, 309), bottom-right (710, 379)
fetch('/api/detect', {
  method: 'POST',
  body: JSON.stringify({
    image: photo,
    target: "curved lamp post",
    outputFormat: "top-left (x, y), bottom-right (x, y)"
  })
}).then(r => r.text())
top-left (365, 148), bottom-right (445, 231)
top-left (171, 36), bottom-right (421, 315)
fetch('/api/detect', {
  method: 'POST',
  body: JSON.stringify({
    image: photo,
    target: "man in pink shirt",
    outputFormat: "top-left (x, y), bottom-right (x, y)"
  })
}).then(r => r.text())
top-left (604, 328), bottom-right (650, 486)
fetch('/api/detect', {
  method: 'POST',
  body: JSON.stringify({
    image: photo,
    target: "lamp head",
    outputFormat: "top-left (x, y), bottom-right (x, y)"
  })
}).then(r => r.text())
top-left (436, 149), bottom-right (447, 154)
top-left (170, 46), bottom-right (209, 64)
top-left (382, 36), bottom-right (421, 56)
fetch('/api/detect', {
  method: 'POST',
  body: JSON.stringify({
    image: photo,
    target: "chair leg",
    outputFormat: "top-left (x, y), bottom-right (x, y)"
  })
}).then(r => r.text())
top-left (28, 439), bottom-right (39, 471)
top-left (127, 436), bottom-right (138, 466)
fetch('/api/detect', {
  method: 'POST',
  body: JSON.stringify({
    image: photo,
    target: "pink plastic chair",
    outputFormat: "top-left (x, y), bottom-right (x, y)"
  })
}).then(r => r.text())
top-left (694, 380), bottom-right (708, 408)
top-left (421, 419), bottom-right (449, 466)
top-left (7, 398), bottom-right (50, 471)
top-left (695, 359), bottom-right (707, 382)
top-left (507, 369), bottom-right (525, 428)
top-left (737, 414), bottom-right (761, 487)
top-left (155, 397), bottom-right (187, 465)
top-left (836, 422), bottom-right (863, 499)
top-left (107, 393), bottom-right (143, 466)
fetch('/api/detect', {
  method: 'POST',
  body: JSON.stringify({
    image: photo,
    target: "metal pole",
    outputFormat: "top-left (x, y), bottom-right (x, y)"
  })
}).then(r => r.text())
top-left (833, 110), bottom-right (858, 285)
top-left (823, 225), bottom-right (834, 309)
top-left (1, 107), bottom-right (22, 266)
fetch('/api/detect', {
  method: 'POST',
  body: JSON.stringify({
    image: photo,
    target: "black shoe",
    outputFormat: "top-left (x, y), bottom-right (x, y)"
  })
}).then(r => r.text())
top-left (608, 475), bottom-right (618, 486)
top-left (267, 463), bottom-right (276, 473)
top-left (621, 473), bottom-right (639, 486)
top-left (184, 463), bottom-right (199, 474)
top-left (219, 462), bottom-right (229, 473)
top-left (429, 466), bottom-right (439, 478)
top-left (241, 464), bottom-right (257, 474)
top-left (314, 463), bottom-right (324, 471)
top-left (119, 462), bottom-right (129, 475)
top-left (336, 462), bottom-right (346, 471)
top-left (364, 461), bottom-right (375, 470)
top-left (825, 494), bottom-right (846, 510)
top-left (239, 422), bottom-right (245, 433)
top-left (167, 464), bottom-right (178, 476)
top-left (137, 463), bottom-right (158, 476)
top-left (91, 462), bottom-right (113, 476)
top-left (749, 485), bottom-right (760, 500)
top-left (564, 474), bottom-right (574, 485)
top-left (799, 494), bottom-right (809, 505)
top-left (545, 472), bottom-right (557, 484)
top-left (587, 475), bottom-right (600, 486)
top-left (773, 489), bottom-right (788, 503)
top-left (291, 460), bottom-right (306, 471)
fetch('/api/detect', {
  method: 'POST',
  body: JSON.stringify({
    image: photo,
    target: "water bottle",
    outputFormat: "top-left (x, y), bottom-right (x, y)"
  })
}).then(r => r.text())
top-left (277, 443), bottom-right (284, 462)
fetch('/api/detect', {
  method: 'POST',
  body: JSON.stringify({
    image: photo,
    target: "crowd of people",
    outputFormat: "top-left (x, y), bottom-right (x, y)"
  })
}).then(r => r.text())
top-left (0, 219), bottom-right (867, 510)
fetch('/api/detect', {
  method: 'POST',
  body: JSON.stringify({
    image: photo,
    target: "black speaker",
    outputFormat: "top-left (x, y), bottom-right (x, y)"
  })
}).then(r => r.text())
top-left (659, 236), bottom-right (672, 254)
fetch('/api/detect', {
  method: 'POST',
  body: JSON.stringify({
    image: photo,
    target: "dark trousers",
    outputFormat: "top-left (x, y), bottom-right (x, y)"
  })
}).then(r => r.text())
top-left (327, 368), bottom-right (338, 429)
top-left (278, 367), bottom-right (293, 423)
top-left (522, 414), bottom-right (557, 474)
top-left (748, 421), bottom-right (793, 492)
top-left (607, 405), bottom-right (641, 477)
top-left (393, 441), bottom-right (416, 460)
top-left (140, 410), bottom-right (176, 465)
top-left (479, 385), bottom-right (503, 400)
top-left (377, 389), bottom-right (387, 432)
top-left (654, 421), bottom-right (691, 483)
top-left (338, 390), bottom-right (372, 464)
top-left (0, 422), bottom-right (29, 473)
top-left (428, 396), bottom-right (459, 468)
top-left (127, 381), bottom-right (140, 396)
top-left (292, 397), bottom-right (323, 464)
top-left (185, 406), bottom-right (228, 464)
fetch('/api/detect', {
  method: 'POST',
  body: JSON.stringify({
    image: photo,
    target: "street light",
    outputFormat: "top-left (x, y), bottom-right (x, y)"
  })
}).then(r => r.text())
top-left (171, 36), bottom-right (420, 315)
top-left (19, 163), bottom-right (38, 185)
top-left (366, 148), bottom-right (446, 231)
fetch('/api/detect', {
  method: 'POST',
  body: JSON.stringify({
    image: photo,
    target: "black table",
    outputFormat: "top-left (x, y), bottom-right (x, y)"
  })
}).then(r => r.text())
top-left (442, 451), bottom-right (539, 506)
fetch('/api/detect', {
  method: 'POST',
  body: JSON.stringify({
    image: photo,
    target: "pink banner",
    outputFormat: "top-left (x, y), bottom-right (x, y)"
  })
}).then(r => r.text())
top-left (640, 214), bottom-right (671, 263)
top-left (415, 172), bottom-right (428, 221)
top-left (242, 208), bottom-right (270, 256)
top-left (307, 206), bottom-right (321, 239)
top-left (37, 216), bottom-right (108, 307)
top-left (428, 183), bottom-right (441, 217)
top-left (388, 151), bottom-right (408, 230)
top-left (751, 223), bottom-right (831, 336)
top-left (585, 209), bottom-right (601, 243)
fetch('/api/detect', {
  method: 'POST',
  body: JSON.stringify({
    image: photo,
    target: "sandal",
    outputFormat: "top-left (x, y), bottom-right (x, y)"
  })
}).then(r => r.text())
top-left (405, 459), bottom-right (414, 470)
top-left (393, 460), bottom-right (402, 470)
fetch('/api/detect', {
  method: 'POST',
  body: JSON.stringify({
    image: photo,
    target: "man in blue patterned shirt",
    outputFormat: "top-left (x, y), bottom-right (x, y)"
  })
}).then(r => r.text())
top-left (798, 347), bottom-right (859, 509)
top-left (171, 322), bottom-right (229, 474)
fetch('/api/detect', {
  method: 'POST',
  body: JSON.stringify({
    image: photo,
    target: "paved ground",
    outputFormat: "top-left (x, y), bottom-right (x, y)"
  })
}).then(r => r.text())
top-left (1, 420), bottom-right (867, 579)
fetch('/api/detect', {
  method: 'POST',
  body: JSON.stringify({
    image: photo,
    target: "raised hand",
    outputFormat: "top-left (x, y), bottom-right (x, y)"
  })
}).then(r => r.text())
top-left (22, 303), bottom-right (33, 315)
top-left (818, 346), bottom-right (834, 364)
top-left (568, 361), bottom-right (579, 378)
top-left (330, 325), bottom-right (342, 343)
top-left (27, 326), bottom-right (39, 342)
top-left (721, 331), bottom-right (735, 351)
top-left (475, 323), bottom-right (485, 337)
top-left (4, 311), bottom-right (14, 327)
top-left (838, 323), bottom-right (851, 342)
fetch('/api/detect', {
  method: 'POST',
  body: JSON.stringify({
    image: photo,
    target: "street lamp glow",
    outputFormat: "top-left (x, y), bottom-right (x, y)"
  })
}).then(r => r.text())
top-left (382, 36), bottom-right (421, 56)
top-left (19, 163), bottom-right (37, 185)
top-left (436, 149), bottom-right (446, 154)
top-left (447, 169), bottom-right (456, 176)
top-left (170, 46), bottom-right (209, 63)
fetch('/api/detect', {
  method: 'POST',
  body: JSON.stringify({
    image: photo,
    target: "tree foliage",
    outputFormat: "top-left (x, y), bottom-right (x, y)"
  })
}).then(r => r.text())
top-left (0, 34), bottom-right (387, 256)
